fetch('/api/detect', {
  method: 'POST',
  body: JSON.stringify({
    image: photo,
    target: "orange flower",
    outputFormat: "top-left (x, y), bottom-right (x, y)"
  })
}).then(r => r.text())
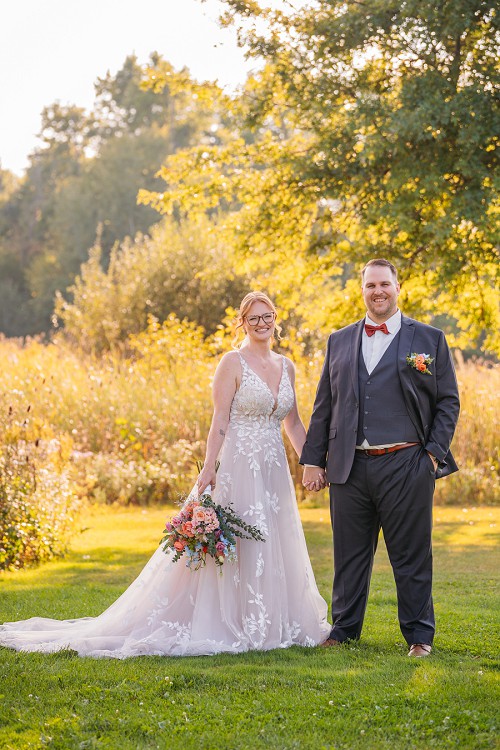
top-left (417, 362), bottom-right (427, 372)
top-left (415, 354), bottom-right (425, 365)
top-left (174, 540), bottom-right (186, 551)
top-left (182, 521), bottom-right (194, 537)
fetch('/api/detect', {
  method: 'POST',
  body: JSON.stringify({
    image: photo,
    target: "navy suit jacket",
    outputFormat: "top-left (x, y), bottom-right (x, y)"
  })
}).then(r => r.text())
top-left (300, 315), bottom-right (460, 484)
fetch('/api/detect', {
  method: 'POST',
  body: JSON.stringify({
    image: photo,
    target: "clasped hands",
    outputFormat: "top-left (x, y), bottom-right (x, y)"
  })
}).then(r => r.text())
top-left (302, 465), bottom-right (327, 492)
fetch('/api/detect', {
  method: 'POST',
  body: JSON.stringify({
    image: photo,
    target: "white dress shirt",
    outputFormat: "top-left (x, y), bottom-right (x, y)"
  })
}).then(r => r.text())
top-left (362, 309), bottom-right (402, 374)
top-left (358, 309), bottom-right (402, 448)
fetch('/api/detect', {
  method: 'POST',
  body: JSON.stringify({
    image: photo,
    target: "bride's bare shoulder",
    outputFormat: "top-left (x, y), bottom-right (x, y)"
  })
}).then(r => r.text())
top-left (215, 350), bottom-right (241, 374)
top-left (221, 350), bottom-right (241, 363)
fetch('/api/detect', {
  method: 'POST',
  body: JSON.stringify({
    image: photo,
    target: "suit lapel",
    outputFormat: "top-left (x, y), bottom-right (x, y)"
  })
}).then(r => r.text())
top-left (398, 316), bottom-right (424, 440)
top-left (349, 320), bottom-right (364, 402)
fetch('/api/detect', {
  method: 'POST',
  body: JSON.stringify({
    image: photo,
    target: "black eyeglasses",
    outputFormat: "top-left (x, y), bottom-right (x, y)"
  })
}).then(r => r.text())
top-left (245, 313), bottom-right (276, 327)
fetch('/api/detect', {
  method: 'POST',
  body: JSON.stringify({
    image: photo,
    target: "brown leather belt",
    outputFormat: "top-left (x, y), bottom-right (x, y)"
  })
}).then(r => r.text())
top-left (357, 442), bottom-right (419, 456)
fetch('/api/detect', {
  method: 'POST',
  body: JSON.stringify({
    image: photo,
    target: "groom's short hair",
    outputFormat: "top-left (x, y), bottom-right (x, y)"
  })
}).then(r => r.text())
top-left (361, 258), bottom-right (398, 282)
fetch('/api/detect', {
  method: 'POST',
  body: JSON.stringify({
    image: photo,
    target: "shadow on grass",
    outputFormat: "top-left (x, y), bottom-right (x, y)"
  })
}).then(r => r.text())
top-left (2, 548), bottom-right (151, 586)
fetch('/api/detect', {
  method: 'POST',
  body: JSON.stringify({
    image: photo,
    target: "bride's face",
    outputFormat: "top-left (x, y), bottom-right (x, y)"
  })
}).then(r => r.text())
top-left (243, 301), bottom-right (276, 343)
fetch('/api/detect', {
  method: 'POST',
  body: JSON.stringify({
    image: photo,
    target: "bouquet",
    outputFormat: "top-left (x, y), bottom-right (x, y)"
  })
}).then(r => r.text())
top-left (160, 492), bottom-right (265, 571)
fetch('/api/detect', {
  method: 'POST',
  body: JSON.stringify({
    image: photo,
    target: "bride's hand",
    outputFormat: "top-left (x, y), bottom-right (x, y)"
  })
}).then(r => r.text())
top-left (302, 465), bottom-right (327, 492)
top-left (197, 465), bottom-right (217, 495)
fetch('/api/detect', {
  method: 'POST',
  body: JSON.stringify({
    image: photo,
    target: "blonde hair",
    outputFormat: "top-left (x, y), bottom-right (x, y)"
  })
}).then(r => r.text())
top-left (232, 291), bottom-right (282, 348)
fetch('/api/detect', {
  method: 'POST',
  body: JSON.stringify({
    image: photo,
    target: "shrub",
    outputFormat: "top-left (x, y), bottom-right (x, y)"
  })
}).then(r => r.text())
top-left (0, 430), bottom-right (81, 571)
top-left (75, 439), bottom-right (204, 506)
top-left (55, 215), bottom-right (249, 354)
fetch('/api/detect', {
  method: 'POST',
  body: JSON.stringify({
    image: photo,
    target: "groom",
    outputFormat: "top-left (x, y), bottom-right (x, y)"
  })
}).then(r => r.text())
top-left (300, 258), bottom-right (460, 656)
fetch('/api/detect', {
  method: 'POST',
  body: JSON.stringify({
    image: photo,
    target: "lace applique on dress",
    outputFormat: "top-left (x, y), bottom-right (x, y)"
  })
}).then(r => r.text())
top-left (243, 584), bottom-right (272, 647)
top-left (229, 354), bottom-right (294, 474)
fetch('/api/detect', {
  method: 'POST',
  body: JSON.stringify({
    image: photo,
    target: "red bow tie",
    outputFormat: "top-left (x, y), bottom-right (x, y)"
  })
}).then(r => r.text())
top-left (365, 322), bottom-right (389, 337)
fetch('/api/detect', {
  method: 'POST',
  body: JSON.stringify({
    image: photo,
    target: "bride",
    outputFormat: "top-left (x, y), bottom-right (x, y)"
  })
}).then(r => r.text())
top-left (0, 292), bottom-right (330, 658)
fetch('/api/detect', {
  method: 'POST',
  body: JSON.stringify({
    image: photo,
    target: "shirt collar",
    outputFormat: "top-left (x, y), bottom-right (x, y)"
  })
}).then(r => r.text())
top-left (365, 309), bottom-right (401, 334)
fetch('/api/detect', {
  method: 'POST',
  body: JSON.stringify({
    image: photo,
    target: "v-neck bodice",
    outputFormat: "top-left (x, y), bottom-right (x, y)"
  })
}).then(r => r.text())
top-left (230, 352), bottom-right (294, 426)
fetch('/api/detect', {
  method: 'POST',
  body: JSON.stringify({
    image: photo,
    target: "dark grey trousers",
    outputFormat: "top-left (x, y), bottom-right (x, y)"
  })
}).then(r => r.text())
top-left (329, 445), bottom-right (436, 646)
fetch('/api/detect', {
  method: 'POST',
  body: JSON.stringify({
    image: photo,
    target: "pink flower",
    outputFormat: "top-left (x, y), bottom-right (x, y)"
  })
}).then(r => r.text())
top-left (172, 516), bottom-right (181, 527)
top-left (216, 542), bottom-right (225, 553)
top-left (164, 522), bottom-right (173, 532)
top-left (203, 508), bottom-right (219, 529)
top-left (192, 507), bottom-right (207, 524)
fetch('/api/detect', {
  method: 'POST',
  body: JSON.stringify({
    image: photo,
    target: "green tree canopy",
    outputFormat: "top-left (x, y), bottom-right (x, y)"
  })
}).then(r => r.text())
top-left (141, 0), bottom-right (499, 354)
top-left (55, 215), bottom-right (250, 354)
top-left (0, 54), bottom-right (230, 336)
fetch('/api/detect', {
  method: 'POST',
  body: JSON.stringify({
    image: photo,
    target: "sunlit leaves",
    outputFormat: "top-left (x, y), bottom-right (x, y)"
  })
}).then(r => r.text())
top-left (140, 0), bottom-right (499, 353)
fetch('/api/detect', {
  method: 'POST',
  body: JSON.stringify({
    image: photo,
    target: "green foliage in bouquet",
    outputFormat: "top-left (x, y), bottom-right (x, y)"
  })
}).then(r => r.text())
top-left (160, 492), bottom-right (265, 570)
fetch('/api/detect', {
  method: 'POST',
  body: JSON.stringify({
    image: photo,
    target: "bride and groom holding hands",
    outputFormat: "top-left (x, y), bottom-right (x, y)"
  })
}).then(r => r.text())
top-left (0, 258), bottom-right (460, 659)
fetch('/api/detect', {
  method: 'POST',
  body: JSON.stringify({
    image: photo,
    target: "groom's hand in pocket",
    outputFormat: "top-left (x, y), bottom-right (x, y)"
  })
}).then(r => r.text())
top-left (427, 452), bottom-right (438, 472)
top-left (302, 466), bottom-right (327, 492)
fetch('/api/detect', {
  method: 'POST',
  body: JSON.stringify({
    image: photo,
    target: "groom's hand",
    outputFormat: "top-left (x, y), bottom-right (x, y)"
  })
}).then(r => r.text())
top-left (427, 452), bottom-right (438, 472)
top-left (302, 465), bottom-right (327, 492)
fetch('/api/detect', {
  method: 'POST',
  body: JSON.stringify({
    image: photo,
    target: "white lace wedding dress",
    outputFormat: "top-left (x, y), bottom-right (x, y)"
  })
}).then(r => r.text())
top-left (0, 354), bottom-right (330, 658)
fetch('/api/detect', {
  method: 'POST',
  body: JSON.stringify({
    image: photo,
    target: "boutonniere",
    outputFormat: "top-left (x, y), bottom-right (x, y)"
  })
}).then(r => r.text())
top-left (406, 352), bottom-right (434, 375)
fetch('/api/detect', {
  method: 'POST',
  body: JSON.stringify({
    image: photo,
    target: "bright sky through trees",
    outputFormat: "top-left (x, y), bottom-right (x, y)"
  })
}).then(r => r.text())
top-left (0, 0), bottom-right (250, 175)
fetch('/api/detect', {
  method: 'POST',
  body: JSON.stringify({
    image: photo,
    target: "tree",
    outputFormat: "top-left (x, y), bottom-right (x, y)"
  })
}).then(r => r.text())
top-left (0, 54), bottom-right (230, 336)
top-left (141, 0), bottom-right (499, 354)
top-left (55, 215), bottom-right (250, 353)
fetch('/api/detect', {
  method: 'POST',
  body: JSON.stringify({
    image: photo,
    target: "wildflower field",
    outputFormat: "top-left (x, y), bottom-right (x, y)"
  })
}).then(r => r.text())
top-left (0, 330), bottom-right (498, 571)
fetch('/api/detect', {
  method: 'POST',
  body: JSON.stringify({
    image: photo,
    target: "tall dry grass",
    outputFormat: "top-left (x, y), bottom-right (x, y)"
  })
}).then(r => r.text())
top-left (438, 359), bottom-right (499, 505)
top-left (0, 332), bottom-right (498, 520)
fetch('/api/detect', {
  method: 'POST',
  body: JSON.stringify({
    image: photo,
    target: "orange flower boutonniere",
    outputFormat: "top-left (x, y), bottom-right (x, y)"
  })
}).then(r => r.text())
top-left (406, 352), bottom-right (434, 375)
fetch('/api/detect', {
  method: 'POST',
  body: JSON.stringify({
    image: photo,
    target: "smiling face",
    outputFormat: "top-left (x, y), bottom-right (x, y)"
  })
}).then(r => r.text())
top-left (244, 300), bottom-right (276, 342)
top-left (362, 265), bottom-right (400, 323)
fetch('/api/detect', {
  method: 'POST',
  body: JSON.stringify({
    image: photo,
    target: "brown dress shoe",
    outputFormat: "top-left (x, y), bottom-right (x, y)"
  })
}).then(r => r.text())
top-left (408, 643), bottom-right (432, 657)
top-left (320, 638), bottom-right (342, 648)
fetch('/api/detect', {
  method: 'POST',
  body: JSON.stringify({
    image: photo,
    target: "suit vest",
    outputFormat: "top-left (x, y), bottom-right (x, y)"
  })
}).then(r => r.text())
top-left (356, 333), bottom-right (420, 446)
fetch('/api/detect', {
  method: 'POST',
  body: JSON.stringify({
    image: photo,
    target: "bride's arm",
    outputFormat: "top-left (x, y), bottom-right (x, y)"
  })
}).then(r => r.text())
top-left (197, 352), bottom-right (239, 494)
top-left (283, 359), bottom-right (308, 457)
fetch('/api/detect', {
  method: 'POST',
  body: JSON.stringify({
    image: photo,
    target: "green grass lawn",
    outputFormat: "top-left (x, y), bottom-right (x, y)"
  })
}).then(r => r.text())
top-left (0, 505), bottom-right (498, 750)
